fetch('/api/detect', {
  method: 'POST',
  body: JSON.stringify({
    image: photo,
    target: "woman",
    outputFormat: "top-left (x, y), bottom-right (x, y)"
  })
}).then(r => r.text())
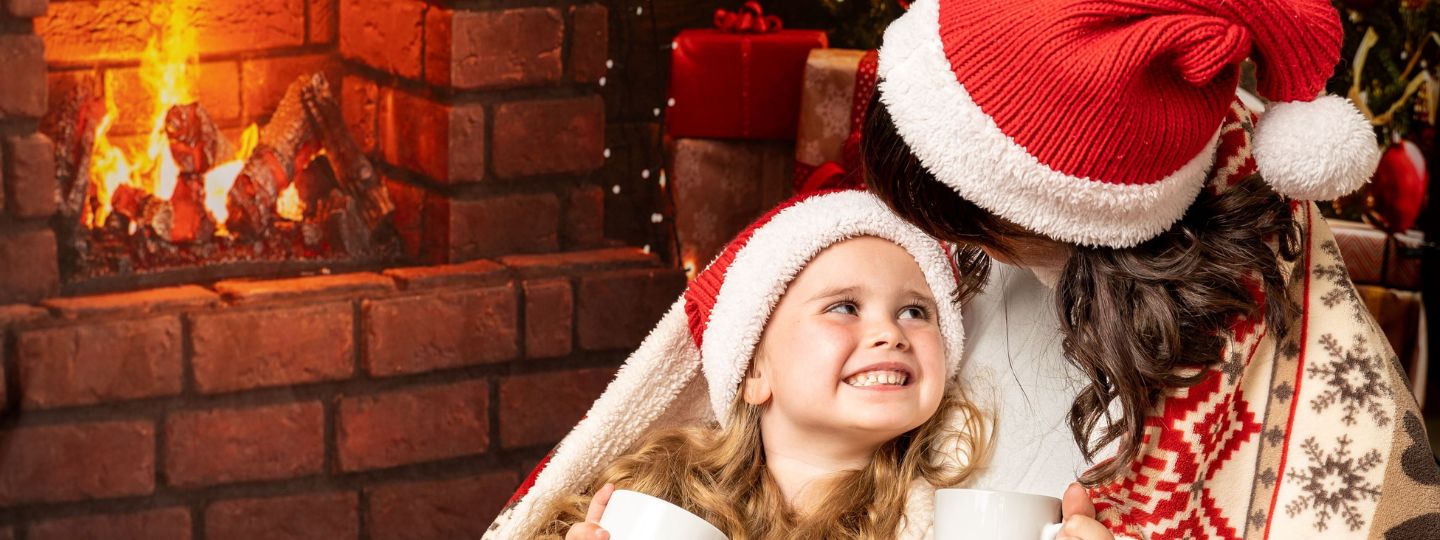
top-left (864, 0), bottom-right (1440, 538)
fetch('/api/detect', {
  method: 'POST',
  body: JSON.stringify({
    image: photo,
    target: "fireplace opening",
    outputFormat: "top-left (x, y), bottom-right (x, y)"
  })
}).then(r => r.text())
top-left (39, 3), bottom-right (398, 294)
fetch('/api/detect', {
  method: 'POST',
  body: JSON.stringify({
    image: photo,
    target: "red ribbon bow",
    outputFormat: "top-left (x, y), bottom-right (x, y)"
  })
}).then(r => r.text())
top-left (714, 1), bottom-right (783, 33)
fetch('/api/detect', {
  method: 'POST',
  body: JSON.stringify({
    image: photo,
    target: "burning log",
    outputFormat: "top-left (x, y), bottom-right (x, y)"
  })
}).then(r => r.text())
top-left (40, 80), bottom-right (106, 263)
top-left (225, 74), bottom-right (321, 236)
top-left (300, 76), bottom-right (394, 231)
top-left (164, 103), bottom-right (234, 174)
top-left (152, 174), bottom-right (213, 244)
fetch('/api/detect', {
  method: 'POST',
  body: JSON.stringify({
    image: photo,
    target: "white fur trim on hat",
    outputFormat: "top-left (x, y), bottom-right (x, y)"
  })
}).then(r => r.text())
top-left (486, 299), bottom-right (707, 539)
top-left (700, 190), bottom-right (966, 422)
top-left (877, 0), bottom-right (1218, 249)
top-left (1252, 95), bottom-right (1380, 200)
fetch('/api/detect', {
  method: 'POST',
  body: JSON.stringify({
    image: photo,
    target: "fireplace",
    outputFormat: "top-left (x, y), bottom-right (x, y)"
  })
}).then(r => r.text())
top-left (0, 0), bottom-right (694, 537)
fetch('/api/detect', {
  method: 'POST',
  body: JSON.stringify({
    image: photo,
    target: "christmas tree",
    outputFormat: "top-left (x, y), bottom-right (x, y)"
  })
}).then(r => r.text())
top-left (1325, 0), bottom-right (1437, 228)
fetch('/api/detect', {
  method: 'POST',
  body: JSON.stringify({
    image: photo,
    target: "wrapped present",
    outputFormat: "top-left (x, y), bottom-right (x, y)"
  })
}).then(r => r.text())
top-left (669, 138), bottom-right (792, 273)
top-left (1355, 285), bottom-right (1427, 405)
top-left (1329, 219), bottom-right (1425, 289)
top-left (667, 2), bottom-right (827, 140)
top-left (793, 49), bottom-right (877, 194)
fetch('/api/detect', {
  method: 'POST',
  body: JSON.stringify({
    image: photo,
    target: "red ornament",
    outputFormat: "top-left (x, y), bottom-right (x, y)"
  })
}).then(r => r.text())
top-left (1368, 139), bottom-right (1428, 234)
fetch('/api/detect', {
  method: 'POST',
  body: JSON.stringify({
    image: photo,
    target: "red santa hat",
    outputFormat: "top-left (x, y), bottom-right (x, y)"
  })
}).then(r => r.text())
top-left (485, 189), bottom-right (967, 539)
top-left (877, 0), bottom-right (1380, 248)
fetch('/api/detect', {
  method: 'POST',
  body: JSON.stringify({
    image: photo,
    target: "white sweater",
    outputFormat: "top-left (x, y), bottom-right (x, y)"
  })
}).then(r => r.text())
top-left (958, 262), bottom-right (1116, 498)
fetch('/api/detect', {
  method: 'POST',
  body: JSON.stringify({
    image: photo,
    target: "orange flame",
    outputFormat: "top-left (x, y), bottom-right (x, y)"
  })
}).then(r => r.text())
top-left (86, 3), bottom-right (262, 236)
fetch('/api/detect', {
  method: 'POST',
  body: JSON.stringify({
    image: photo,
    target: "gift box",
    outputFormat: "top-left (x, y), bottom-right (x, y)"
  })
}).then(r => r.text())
top-left (668, 138), bottom-right (793, 273)
top-left (1355, 284), bottom-right (1427, 405)
top-left (667, 3), bottom-right (827, 140)
top-left (793, 49), bottom-right (877, 194)
top-left (1329, 219), bottom-right (1425, 290)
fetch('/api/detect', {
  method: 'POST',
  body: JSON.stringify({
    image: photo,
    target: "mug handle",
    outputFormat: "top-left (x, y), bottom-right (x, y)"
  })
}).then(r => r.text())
top-left (1040, 522), bottom-right (1063, 540)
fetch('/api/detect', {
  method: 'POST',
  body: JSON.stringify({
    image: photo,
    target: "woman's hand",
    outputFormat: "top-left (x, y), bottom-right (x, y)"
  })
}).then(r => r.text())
top-left (1056, 483), bottom-right (1115, 540)
top-left (565, 483), bottom-right (616, 540)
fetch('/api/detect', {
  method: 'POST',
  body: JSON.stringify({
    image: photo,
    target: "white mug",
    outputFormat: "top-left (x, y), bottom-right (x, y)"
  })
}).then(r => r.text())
top-left (597, 489), bottom-right (729, 540)
top-left (933, 488), bottom-right (1064, 540)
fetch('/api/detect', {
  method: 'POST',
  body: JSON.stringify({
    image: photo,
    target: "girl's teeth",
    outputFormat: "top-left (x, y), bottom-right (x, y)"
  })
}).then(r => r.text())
top-left (845, 370), bottom-right (908, 387)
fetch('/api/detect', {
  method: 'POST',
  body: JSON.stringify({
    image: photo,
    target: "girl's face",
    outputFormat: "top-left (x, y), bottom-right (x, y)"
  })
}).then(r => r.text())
top-left (745, 236), bottom-right (948, 446)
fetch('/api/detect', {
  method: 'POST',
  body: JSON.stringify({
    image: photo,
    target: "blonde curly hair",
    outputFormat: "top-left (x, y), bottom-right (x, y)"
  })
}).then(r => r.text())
top-left (537, 380), bottom-right (987, 539)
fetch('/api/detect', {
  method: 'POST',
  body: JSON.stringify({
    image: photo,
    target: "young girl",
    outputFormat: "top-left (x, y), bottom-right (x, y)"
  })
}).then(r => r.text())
top-left (484, 190), bottom-right (1114, 539)
top-left (864, 0), bottom-right (1440, 537)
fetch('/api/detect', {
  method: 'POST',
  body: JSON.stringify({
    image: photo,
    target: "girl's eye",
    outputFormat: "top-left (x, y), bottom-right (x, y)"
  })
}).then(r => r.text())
top-left (899, 306), bottom-right (929, 320)
top-left (826, 301), bottom-right (859, 316)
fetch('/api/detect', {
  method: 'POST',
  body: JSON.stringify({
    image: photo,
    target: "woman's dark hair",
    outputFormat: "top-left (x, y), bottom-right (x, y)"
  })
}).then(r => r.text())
top-left (862, 94), bottom-right (1303, 485)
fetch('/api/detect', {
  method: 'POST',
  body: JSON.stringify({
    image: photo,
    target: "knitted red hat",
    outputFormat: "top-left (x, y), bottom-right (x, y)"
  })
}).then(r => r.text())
top-left (683, 189), bottom-right (966, 422)
top-left (877, 0), bottom-right (1380, 248)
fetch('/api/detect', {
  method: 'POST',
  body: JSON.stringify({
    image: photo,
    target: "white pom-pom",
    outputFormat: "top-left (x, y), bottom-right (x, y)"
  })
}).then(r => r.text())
top-left (1252, 95), bottom-right (1380, 200)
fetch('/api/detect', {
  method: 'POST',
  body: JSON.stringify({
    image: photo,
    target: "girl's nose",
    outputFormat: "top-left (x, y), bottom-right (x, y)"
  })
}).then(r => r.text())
top-left (869, 320), bottom-right (909, 351)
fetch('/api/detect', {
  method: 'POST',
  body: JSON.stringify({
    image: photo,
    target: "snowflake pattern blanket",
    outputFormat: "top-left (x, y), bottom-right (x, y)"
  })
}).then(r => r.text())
top-left (1090, 200), bottom-right (1440, 539)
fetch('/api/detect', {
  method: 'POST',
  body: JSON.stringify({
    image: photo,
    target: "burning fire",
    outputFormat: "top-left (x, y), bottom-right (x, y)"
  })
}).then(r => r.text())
top-left (84, 4), bottom-right (291, 236)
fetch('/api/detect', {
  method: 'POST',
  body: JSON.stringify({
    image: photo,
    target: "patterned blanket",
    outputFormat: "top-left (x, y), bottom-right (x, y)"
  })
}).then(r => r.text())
top-left (1091, 202), bottom-right (1440, 539)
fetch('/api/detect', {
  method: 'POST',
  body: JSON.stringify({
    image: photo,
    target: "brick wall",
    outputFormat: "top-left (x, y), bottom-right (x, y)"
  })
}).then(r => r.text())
top-left (0, 250), bottom-right (685, 538)
top-left (1, 0), bottom-right (705, 536)
top-left (340, 0), bottom-right (610, 263)
top-left (0, 0), bottom-right (58, 305)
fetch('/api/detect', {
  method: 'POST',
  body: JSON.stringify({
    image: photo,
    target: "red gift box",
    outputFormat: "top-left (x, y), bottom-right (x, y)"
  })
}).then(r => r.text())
top-left (667, 3), bottom-right (827, 140)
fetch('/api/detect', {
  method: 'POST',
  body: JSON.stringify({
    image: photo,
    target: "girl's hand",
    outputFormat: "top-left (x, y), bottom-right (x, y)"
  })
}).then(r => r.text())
top-left (565, 483), bottom-right (616, 540)
top-left (1056, 483), bottom-right (1115, 540)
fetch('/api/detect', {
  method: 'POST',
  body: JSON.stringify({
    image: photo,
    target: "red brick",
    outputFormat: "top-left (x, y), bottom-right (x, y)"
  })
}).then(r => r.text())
top-left (189, 302), bottom-right (354, 393)
top-left (41, 285), bottom-right (218, 319)
top-left (29, 507), bottom-right (191, 540)
top-left (382, 176), bottom-right (423, 257)
top-left (577, 268), bottom-right (687, 351)
top-left (191, 62), bottom-right (242, 124)
top-left (569, 4), bottom-right (609, 83)
top-left (365, 472), bottom-right (518, 540)
top-left (103, 63), bottom-right (241, 135)
top-left (17, 317), bottom-right (183, 408)
top-left (364, 285), bottom-right (518, 376)
top-left (40, 0), bottom-right (304, 63)
top-left (424, 193), bottom-right (558, 262)
top-left (3, 0), bottom-right (47, 18)
top-left (308, 0), bottom-right (336, 44)
top-left (213, 272), bottom-right (394, 303)
top-left (3, 134), bottom-right (56, 218)
top-left (0, 229), bottom-right (59, 304)
top-left (524, 279), bottom-right (572, 359)
top-left (207, 492), bottom-right (358, 540)
top-left (339, 0), bottom-right (425, 79)
top-left (338, 380), bottom-right (489, 471)
top-left (499, 247), bottom-right (658, 279)
top-left (0, 421), bottom-right (154, 504)
top-left (424, 7), bottom-right (563, 90)
top-left (499, 368), bottom-right (614, 448)
top-left (380, 89), bottom-right (485, 183)
top-left (241, 54), bottom-right (341, 120)
top-left (341, 76), bottom-right (379, 155)
top-left (564, 184), bottom-right (605, 248)
top-left (0, 35), bottom-right (44, 118)
top-left (0, 303), bottom-right (48, 328)
top-left (383, 259), bottom-right (509, 291)
top-left (165, 402), bottom-right (324, 487)
top-left (492, 96), bottom-right (604, 178)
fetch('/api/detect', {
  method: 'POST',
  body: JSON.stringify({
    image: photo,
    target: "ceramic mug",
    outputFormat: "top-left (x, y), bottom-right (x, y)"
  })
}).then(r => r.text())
top-left (933, 488), bottom-right (1064, 540)
top-left (597, 489), bottom-right (729, 540)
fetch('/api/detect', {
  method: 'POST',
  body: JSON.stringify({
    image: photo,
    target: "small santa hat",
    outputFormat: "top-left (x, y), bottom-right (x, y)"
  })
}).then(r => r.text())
top-left (485, 189), bottom-right (966, 539)
top-left (877, 0), bottom-right (1380, 248)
